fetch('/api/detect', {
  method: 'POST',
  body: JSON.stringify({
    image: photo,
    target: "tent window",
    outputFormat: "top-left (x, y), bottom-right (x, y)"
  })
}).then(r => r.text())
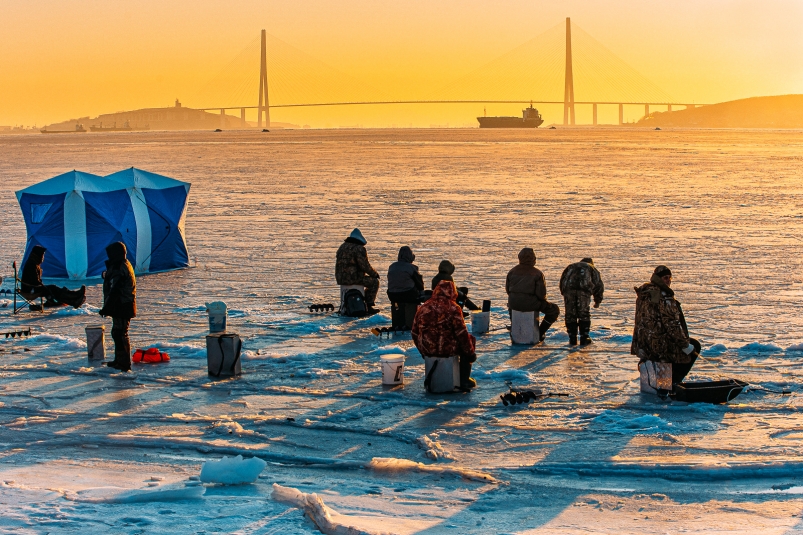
top-left (30, 203), bottom-right (52, 224)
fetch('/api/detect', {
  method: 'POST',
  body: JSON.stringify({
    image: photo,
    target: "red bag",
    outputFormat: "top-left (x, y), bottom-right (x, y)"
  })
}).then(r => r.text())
top-left (133, 347), bottom-right (170, 363)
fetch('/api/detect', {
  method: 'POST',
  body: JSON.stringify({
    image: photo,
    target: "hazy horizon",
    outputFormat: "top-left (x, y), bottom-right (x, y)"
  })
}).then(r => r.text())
top-left (2, 0), bottom-right (802, 127)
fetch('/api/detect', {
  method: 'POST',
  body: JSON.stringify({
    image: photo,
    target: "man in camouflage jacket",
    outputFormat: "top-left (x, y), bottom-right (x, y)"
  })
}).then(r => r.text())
top-left (631, 265), bottom-right (699, 384)
top-left (560, 257), bottom-right (604, 345)
top-left (335, 228), bottom-right (380, 310)
top-left (412, 280), bottom-right (477, 391)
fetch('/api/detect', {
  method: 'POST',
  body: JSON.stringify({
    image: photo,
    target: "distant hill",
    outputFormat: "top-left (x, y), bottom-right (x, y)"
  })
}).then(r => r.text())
top-left (43, 101), bottom-right (251, 132)
top-left (638, 95), bottom-right (803, 128)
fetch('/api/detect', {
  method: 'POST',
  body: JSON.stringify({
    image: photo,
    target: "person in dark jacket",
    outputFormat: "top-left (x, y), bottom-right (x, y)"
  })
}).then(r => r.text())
top-left (335, 228), bottom-right (380, 312)
top-left (99, 242), bottom-right (137, 372)
top-left (505, 247), bottom-right (560, 342)
top-left (20, 245), bottom-right (86, 309)
top-left (431, 259), bottom-right (478, 310)
top-left (387, 246), bottom-right (424, 304)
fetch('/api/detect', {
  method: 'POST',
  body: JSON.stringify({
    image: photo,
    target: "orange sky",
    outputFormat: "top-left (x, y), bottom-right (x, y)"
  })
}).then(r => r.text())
top-left (1, 0), bottom-right (801, 127)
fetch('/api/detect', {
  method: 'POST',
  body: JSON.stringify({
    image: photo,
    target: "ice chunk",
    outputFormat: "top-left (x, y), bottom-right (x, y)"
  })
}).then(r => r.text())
top-left (704, 343), bottom-right (729, 355)
top-left (199, 455), bottom-right (266, 485)
top-left (367, 457), bottom-right (498, 483)
top-left (416, 434), bottom-right (454, 462)
top-left (272, 483), bottom-right (392, 535)
top-left (738, 342), bottom-right (783, 354)
top-left (71, 485), bottom-right (204, 503)
top-left (370, 345), bottom-right (405, 355)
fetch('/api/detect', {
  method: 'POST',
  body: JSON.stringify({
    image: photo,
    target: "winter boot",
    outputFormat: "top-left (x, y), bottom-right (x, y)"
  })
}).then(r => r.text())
top-left (538, 320), bottom-right (554, 343)
top-left (579, 320), bottom-right (593, 345)
top-left (566, 321), bottom-right (578, 346)
top-left (459, 359), bottom-right (476, 392)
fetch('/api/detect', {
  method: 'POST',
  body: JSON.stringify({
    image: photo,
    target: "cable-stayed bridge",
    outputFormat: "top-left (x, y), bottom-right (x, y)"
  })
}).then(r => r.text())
top-left (194, 18), bottom-right (705, 128)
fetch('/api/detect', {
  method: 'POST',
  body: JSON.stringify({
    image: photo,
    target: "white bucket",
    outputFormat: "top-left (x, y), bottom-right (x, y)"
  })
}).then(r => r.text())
top-left (639, 361), bottom-right (673, 393)
top-left (471, 311), bottom-right (490, 335)
top-left (423, 356), bottom-right (460, 393)
top-left (206, 301), bottom-right (227, 333)
top-left (510, 310), bottom-right (538, 345)
top-left (380, 354), bottom-right (405, 385)
top-left (85, 325), bottom-right (106, 361)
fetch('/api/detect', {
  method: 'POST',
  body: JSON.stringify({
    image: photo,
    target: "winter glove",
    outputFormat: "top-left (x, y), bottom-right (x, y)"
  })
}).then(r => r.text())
top-left (593, 301), bottom-right (600, 309)
top-left (682, 343), bottom-right (696, 355)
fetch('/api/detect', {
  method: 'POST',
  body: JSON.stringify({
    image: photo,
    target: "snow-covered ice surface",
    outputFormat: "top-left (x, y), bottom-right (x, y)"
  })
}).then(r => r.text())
top-left (1, 128), bottom-right (803, 533)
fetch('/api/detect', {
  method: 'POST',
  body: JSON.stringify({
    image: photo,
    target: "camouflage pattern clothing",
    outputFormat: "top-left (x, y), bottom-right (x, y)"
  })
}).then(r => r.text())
top-left (412, 281), bottom-right (476, 360)
top-left (562, 290), bottom-right (593, 324)
top-left (335, 239), bottom-right (380, 306)
top-left (631, 274), bottom-right (692, 364)
top-left (560, 261), bottom-right (604, 325)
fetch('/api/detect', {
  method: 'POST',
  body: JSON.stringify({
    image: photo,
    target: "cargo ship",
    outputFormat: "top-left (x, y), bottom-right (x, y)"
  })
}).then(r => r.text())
top-left (40, 124), bottom-right (86, 134)
top-left (89, 121), bottom-right (149, 132)
top-left (477, 103), bottom-right (544, 128)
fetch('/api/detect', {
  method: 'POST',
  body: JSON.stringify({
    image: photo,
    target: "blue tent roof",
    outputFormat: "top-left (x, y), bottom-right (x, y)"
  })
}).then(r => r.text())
top-left (16, 168), bottom-right (191, 279)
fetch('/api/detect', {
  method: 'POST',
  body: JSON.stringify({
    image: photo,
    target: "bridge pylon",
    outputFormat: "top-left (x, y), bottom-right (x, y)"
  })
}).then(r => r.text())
top-left (563, 17), bottom-right (575, 126)
top-left (258, 29), bottom-right (270, 128)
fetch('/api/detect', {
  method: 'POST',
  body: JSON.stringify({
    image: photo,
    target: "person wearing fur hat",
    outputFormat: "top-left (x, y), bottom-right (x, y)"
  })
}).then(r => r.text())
top-left (505, 247), bottom-right (560, 342)
top-left (560, 257), bottom-right (604, 345)
top-left (432, 260), bottom-right (478, 311)
top-left (631, 265), bottom-right (699, 384)
top-left (335, 228), bottom-right (380, 313)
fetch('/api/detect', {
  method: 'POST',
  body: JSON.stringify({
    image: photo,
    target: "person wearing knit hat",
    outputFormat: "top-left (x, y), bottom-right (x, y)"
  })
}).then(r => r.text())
top-left (505, 247), bottom-right (560, 343)
top-left (560, 258), bottom-right (604, 345)
top-left (335, 228), bottom-right (380, 313)
top-left (631, 265), bottom-right (700, 385)
top-left (432, 260), bottom-right (479, 311)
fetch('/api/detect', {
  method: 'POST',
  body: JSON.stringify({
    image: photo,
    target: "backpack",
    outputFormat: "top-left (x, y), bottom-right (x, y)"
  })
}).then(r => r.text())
top-left (565, 263), bottom-right (594, 293)
top-left (341, 289), bottom-right (367, 317)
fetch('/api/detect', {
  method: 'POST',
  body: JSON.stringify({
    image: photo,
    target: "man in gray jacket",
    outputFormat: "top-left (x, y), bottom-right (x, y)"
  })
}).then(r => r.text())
top-left (505, 247), bottom-right (560, 342)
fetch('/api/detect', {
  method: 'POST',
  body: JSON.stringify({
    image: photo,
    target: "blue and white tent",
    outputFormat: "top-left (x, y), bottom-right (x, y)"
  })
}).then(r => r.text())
top-left (16, 168), bottom-right (191, 279)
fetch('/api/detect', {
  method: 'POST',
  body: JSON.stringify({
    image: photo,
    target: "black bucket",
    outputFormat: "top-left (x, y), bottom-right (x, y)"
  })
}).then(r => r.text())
top-left (672, 379), bottom-right (748, 404)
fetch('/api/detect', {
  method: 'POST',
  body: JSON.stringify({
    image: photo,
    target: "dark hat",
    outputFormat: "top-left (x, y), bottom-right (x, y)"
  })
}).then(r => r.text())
top-left (398, 246), bottom-right (415, 263)
top-left (654, 265), bottom-right (672, 278)
top-left (437, 259), bottom-right (455, 275)
top-left (581, 257), bottom-right (594, 265)
top-left (518, 247), bottom-right (536, 267)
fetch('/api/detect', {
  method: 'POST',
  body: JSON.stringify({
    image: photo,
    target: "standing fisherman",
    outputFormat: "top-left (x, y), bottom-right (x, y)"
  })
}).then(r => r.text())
top-left (560, 258), bottom-right (604, 345)
top-left (99, 242), bottom-right (137, 372)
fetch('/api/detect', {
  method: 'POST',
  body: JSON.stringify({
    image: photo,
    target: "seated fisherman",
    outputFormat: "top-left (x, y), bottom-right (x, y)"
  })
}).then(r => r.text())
top-left (431, 259), bottom-right (478, 310)
top-left (412, 280), bottom-right (477, 391)
top-left (387, 246), bottom-right (424, 304)
top-left (631, 265), bottom-right (699, 385)
top-left (335, 228), bottom-right (380, 313)
top-left (505, 247), bottom-right (559, 342)
top-left (21, 245), bottom-right (86, 309)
